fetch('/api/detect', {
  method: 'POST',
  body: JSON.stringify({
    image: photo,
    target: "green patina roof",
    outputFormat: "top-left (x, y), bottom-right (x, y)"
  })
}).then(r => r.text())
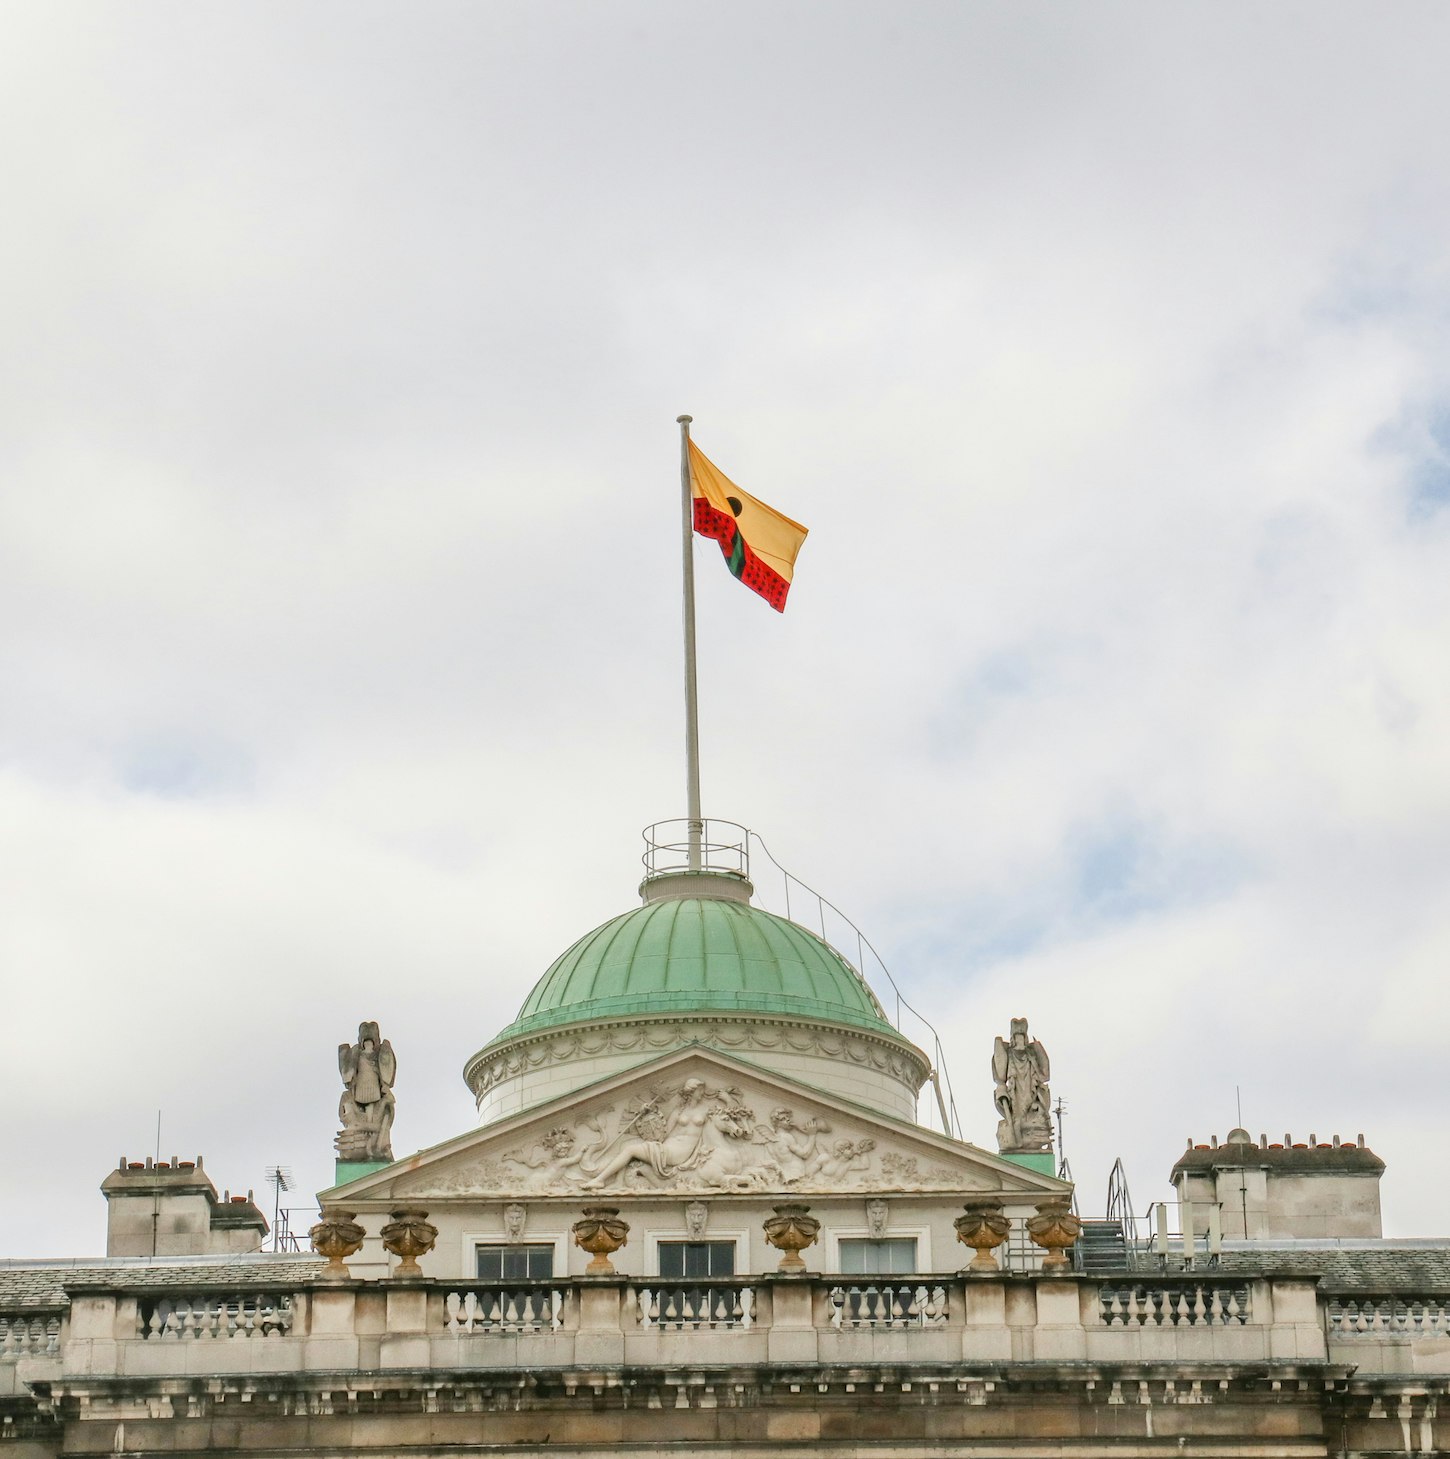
top-left (488, 897), bottom-right (899, 1046)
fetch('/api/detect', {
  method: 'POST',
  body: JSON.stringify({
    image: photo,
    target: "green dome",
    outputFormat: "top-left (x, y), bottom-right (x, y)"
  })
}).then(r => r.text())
top-left (489, 896), bottom-right (898, 1046)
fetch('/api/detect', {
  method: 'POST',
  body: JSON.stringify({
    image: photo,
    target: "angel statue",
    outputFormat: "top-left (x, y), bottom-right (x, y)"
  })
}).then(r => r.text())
top-left (992, 1017), bottom-right (1053, 1153)
top-left (336, 1021), bottom-right (396, 1162)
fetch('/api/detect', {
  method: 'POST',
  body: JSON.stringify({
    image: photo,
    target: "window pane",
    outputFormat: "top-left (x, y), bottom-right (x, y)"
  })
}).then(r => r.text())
top-left (660, 1241), bottom-right (734, 1278)
top-left (477, 1244), bottom-right (553, 1281)
top-left (839, 1238), bottom-right (918, 1275)
top-left (882, 1238), bottom-right (916, 1273)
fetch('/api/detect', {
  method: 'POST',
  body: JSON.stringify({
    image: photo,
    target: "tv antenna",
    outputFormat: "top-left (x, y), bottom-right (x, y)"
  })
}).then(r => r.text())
top-left (265, 1165), bottom-right (293, 1252)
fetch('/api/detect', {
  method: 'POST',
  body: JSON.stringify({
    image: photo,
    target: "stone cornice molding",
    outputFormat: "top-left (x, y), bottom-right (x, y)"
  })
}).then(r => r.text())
top-left (464, 1011), bottom-right (931, 1103)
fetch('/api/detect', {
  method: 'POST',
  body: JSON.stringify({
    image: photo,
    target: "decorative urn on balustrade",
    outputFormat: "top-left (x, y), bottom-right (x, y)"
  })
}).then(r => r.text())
top-left (572, 1207), bottom-right (630, 1274)
top-left (763, 1203), bottom-right (821, 1273)
top-left (1026, 1196), bottom-right (1082, 1271)
top-left (954, 1196), bottom-right (1012, 1273)
top-left (380, 1208), bottom-right (439, 1277)
top-left (309, 1207), bottom-right (366, 1278)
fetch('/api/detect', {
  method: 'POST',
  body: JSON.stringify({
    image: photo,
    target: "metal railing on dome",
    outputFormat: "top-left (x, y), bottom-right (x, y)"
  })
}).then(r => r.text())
top-left (640, 819), bottom-right (752, 880)
top-left (639, 820), bottom-right (964, 1140)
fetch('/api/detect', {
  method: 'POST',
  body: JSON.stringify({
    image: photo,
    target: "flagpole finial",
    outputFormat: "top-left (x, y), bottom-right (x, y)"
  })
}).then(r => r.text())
top-left (677, 414), bottom-right (693, 424)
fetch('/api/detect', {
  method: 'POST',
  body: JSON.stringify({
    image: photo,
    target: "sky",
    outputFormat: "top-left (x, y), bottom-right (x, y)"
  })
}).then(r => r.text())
top-left (3, 2), bottom-right (1450, 1256)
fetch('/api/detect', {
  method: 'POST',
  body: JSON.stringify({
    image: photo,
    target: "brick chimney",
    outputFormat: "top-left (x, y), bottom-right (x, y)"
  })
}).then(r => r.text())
top-left (100, 1156), bottom-right (268, 1257)
top-left (1170, 1129), bottom-right (1385, 1240)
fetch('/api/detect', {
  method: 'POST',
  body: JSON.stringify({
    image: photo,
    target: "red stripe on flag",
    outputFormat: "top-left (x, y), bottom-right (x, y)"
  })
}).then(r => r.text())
top-left (738, 540), bottom-right (791, 611)
top-left (693, 496), bottom-right (736, 545)
top-left (693, 495), bottom-right (791, 610)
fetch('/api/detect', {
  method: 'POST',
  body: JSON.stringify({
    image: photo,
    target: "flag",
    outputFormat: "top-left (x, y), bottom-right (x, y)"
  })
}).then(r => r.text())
top-left (688, 439), bottom-right (809, 611)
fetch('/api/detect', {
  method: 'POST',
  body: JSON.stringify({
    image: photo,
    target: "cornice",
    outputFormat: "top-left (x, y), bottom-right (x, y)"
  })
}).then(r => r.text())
top-left (463, 1010), bottom-right (931, 1101)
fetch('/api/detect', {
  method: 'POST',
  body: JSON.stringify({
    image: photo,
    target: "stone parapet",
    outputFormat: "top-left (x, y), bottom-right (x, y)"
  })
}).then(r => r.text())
top-left (18, 1266), bottom-right (1450, 1456)
top-left (41, 1269), bottom-right (1341, 1374)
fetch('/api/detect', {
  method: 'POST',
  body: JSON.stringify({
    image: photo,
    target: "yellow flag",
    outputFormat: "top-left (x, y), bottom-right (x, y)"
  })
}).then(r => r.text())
top-left (688, 440), bottom-right (808, 611)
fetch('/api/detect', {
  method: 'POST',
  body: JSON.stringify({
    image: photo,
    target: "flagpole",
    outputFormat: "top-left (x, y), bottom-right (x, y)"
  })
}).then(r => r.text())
top-left (677, 414), bottom-right (703, 871)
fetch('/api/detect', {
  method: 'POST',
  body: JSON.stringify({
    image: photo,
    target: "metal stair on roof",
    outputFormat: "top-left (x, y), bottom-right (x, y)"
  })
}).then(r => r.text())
top-left (1076, 1219), bottom-right (1130, 1273)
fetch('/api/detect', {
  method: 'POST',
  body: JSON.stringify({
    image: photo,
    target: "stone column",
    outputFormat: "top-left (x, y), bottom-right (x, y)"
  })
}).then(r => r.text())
top-left (764, 1276), bottom-right (819, 1364)
top-left (1027, 1274), bottom-right (1086, 1361)
top-left (961, 1278), bottom-right (1011, 1362)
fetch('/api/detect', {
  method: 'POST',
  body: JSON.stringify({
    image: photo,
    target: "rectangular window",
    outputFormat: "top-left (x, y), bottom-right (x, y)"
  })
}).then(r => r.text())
top-left (475, 1243), bottom-right (554, 1281)
top-left (839, 1237), bottom-right (919, 1275)
top-left (658, 1240), bottom-right (736, 1279)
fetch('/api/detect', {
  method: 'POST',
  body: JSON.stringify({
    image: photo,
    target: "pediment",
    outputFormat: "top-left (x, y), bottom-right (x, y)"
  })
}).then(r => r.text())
top-left (324, 1046), bottom-right (1067, 1206)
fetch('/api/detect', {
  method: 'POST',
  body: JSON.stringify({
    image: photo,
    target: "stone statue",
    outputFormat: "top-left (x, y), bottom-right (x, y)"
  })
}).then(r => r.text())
top-left (992, 1017), bottom-right (1052, 1153)
top-left (336, 1021), bottom-right (396, 1162)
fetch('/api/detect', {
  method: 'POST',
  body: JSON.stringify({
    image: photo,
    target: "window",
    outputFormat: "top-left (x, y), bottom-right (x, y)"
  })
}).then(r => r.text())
top-left (475, 1243), bottom-right (553, 1281)
top-left (839, 1237), bottom-right (918, 1275)
top-left (658, 1240), bottom-right (736, 1279)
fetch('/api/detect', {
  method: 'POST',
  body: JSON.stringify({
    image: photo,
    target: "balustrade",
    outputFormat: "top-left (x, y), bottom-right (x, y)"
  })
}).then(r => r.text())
top-left (1329, 1297), bottom-right (1450, 1336)
top-left (1098, 1281), bottom-right (1250, 1327)
top-left (635, 1282), bottom-right (754, 1330)
top-left (22, 1269), bottom-right (1385, 1370)
top-left (139, 1293), bottom-right (295, 1340)
top-left (828, 1282), bottom-right (948, 1330)
top-left (444, 1286), bottom-right (565, 1334)
top-left (0, 1314), bottom-right (61, 1358)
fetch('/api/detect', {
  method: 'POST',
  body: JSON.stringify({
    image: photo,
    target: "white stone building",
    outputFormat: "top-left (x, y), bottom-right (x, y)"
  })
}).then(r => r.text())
top-left (2, 843), bottom-right (1446, 1456)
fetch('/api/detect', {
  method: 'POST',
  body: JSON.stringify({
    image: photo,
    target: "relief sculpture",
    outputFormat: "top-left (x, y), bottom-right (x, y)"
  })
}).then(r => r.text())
top-left (397, 1078), bottom-right (964, 1197)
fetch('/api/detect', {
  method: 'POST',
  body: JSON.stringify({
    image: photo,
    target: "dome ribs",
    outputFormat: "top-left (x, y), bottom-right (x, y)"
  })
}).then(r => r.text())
top-left (485, 898), bottom-right (907, 1044)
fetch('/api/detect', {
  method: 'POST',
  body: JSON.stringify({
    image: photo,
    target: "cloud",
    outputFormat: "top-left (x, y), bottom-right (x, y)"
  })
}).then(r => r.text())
top-left (2, 2), bottom-right (1450, 1253)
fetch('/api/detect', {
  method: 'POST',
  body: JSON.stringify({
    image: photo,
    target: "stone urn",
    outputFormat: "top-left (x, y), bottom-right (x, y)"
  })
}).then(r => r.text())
top-left (572, 1207), bottom-right (629, 1274)
top-left (1025, 1197), bottom-right (1082, 1272)
top-left (309, 1207), bottom-right (366, 1278)
top-left (954, 1197), bottom-right (1012, 1273)
top-left (763, 1203), bottom-right (821, 1273)
top-left (380, 1208), bottom-right (439, 1277)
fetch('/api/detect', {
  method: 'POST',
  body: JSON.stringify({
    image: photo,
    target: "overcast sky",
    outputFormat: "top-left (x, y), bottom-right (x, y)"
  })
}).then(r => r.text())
top-left (4, 3), bottom-right (1450, 1256)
